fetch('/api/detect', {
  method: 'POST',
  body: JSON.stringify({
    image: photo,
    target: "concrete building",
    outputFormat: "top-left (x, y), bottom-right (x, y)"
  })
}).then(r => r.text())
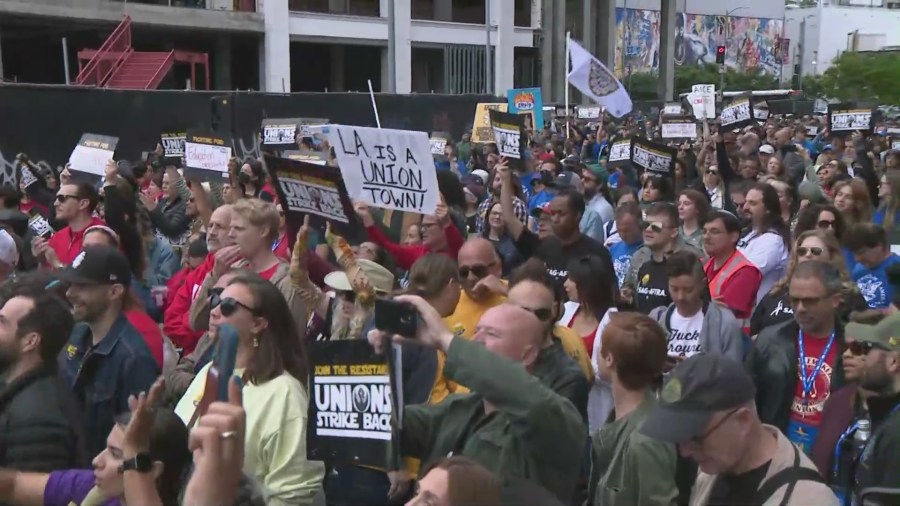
top-left (785, 0), bottom-right (900, 77)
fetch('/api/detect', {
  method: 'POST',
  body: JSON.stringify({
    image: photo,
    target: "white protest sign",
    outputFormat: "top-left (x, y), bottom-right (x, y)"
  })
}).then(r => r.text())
top-left (661, 122), bottom-right (698, 139)
top-left (893, 141), bottom-right (900, 151)
top-left (328, 126), bottom-right (439, 215)
top-left (68, 134), bottom-right (118, 177)
top-left (577, 106), bottom-right (601, 119)
top-left (184, 134), bottom-right (232, 180)
top-left (662, 103), bottom-right (683, 116)
top-left (691, 84), bottom-right (716, 119)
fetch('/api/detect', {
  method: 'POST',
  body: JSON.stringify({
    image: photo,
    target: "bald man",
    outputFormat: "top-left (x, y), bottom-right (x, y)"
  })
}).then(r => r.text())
top-left (443, 237), bottom-right (509, 339)
top-left (389, 297), bottom-right (585, 503)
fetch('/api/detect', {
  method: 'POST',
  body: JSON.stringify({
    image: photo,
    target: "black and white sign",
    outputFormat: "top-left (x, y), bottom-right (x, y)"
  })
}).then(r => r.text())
top-left (720, 97), bottom-right (755, 130)
top-left (661, 116), bottom-right (698, 139)
top-left (261, 118), bottom-right (304, 147)
top-left (183, 131), bottom-right (232, 182)
top-left (828, 104), bottom-right (875, 136)
top-left (265, 155), bottom-right (356, 236)
top-left (19, 164), bottom-right (39, 190)
top-left (576, 106), bottom-right (601, 119)
top-left (328, 125), bottom-right (439, 214)
top-left (430, 132), bottom-right (449, 156)
top-left (607, 138), bottom-right (633, 169)
top-left (68, 133), bottom-right (118, 177)
top-left (489, 110), bottom-right (526, 172)
top-left (306, 340), bottom-right (399, 467)
top-left (283, 150), bottom-right (328, 166)
top-left (662, 103), bottom-right (683, 116)
top-left (631, 137), bottom-right (676, 177)
top-left (28, 213), bottom-right (53, 239)
top-left (161, 132), bottom-right (186, 159)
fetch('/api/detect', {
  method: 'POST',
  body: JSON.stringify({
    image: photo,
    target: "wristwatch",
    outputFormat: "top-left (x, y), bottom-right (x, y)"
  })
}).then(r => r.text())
top-left (119, 453), bottom-right (153, 474)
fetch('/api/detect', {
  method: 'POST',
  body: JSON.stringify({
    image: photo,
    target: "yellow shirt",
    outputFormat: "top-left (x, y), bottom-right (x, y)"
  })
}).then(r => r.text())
top-left (443, 290), bottom-right (507, 339)
top-left (175, 364), bottom-right (325, 506)
top-left (553, 324), bottom-right (595, 384)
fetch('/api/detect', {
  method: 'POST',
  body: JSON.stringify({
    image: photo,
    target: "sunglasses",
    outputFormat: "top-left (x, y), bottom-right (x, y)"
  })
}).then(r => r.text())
top-left (55, 194), bottom-right (80, 203)
top-left (797, 246), bottom-right (825, 257)
top-left (847, 340), bottom-right (888, 356)
top-left (641, 221), bottom-right (667, 233)
top-left (707, 170), bottom-right (718, 175)
top-left (209, 287), bottom-right (257, 317)
top-left (817, 220), bottom-right (836, 229)
top-left (521, 306), bottom-right (554, 322)
top-left (459, 263), bottom-right (493, 279)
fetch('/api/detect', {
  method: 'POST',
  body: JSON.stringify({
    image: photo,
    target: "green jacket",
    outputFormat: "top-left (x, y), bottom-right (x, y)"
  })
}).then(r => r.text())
top-left (401, 337), bottom-right (585, 503)
top-left (590, 393), bottom-right (678, 506)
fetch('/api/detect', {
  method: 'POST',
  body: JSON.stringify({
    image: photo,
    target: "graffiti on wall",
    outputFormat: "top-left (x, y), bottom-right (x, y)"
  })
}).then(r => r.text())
top-left (614, 8), bottom-right (785, 77)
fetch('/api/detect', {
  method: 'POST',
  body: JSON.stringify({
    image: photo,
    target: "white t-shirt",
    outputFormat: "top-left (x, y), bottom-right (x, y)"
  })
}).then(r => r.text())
top-left (738, 230), bottom-right (788, 304)
top-left (668, 309), bottom-right (704, 358)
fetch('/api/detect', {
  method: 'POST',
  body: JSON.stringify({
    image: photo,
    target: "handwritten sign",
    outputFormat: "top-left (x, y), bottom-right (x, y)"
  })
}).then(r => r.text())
top-left (661, 117), bottom-right (698, 139)
top-left (161, 132), bottom-right (186, 159)
top-left (68, 133), bottom-right (118, 177)
top-left (489, 110), bottom-right (525, 172)
top-left (471, 103), bottom-right (508, 143)
top-left (184, 131), bottom-right (232, 182)
top-left (632, 137), bottom-right (676, 177)
top-left (691, 84), bottom-right (716, 119)
top-left (328, 125), bottom-right (438, 215)
top-left (828, 104), bottom-right (874, 136)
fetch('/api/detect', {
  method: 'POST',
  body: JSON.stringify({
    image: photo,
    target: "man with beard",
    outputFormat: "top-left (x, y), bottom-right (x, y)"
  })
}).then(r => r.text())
top-left (163, 204), bottom-right (233, 354)
top-left (0, 292), bottom-right (87, 471)
top-left (58, 245), bottom-right (159, 457)
top-left (842, 313), bottom-right (900, 503)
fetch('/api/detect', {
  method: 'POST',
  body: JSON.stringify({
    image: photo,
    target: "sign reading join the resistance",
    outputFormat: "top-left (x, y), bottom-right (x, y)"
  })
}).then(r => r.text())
top-left (328, 125), bottom-right (439, 215)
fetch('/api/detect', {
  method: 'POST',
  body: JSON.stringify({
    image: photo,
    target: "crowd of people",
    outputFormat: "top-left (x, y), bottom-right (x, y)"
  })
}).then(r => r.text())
top-left (0, 107), bottom-right (896, 506)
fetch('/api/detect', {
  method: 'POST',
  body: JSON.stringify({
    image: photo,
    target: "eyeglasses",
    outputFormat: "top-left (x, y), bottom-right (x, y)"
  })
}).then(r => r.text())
top-left (641, 221), bottom-right (668, 233)
top-left (209, 288), bottom-right (257, 317)
top-left (847, 340), bottom-right (888, 356)
top-left (686, 408), bottom-right (741, 447)
top-left (521, 306), bottom-right (554, 322)
top-left (707, 170), bottom-right (718, 175)
top-left (789, 295), bottom-right (828, 308)
top-left (817, 220), bottom-right (836, 229)
top-left (55, 194), bottom-right (80, 203)
top-left (459, 263), bottom-right (494, 279)
top-left (797, 246), bottom-right (825, 257)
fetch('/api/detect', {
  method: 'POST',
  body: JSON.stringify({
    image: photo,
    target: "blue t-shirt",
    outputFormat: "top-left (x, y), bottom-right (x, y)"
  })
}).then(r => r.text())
top-left (873, 209), bottom-right (900, 227)
top-left (852, 253), bottom-right (900, 309)
top-left (842, 248), bottom-right (858, 274)
top-left (609, 240), bottom-right (643, 288)
top-left (528, 190), bottom-right (554, 213)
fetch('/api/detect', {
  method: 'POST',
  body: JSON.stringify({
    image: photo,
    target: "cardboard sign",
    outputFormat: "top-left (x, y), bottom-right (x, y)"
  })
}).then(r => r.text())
top-left (489, 110), bottom-right (526, 172)
top-left (720, 97), bottom-right (755, 130)
top-left (661, 117), bottom-right (698, 139)
top-left (577, 106), bottom-right (602, 119)
top-left (261, 118), bottom-right (303, 147)
top-left (631, 137), bottom-right (676, 177)
top-left (828, 104), bottom-right (875, 136)
top-left (161, 131), bottom-right (186, 159)
top-left (265, 155), bottom-right (356, 237)
top-left (306, 340), bottom-right (399, 468)
top-left (507, 87), bottom-right (544, 130)
top-left (471, 103), bottom-right (508, 143)
top-left (183, 131), bottom-right (232, 182)
top-left (328, 125), bottom-right (439, 215)
top-left (68, 133), bottom-right (118, 177)
top-left (607, 138), bottom-right (633, 169)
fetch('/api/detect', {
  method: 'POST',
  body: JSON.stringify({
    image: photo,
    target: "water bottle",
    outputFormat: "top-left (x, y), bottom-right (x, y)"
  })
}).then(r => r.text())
top-left (849, 420), bottom-right (871, 506)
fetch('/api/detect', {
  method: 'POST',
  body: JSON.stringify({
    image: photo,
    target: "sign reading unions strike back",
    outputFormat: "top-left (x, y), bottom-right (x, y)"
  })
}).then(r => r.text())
top-left (328, 125), bottom-right (439, 215)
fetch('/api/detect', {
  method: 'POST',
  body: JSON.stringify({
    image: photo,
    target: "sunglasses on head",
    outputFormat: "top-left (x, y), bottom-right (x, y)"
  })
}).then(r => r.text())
top-left (459, 264), bottom-right (492, 279)
top-left (847, 340), bottom-right (888, 356)
top-left (797, 246), bottom-right (825, 257)
top-left (209, 287), bottom-right (257, 317)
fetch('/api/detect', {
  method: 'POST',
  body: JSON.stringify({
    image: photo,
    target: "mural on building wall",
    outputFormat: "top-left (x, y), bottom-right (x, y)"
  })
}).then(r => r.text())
top-left (614, 8), bottom-right (785, 77)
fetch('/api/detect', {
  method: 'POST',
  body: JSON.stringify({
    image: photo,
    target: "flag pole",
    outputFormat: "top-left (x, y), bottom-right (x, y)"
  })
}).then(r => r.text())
top-left (565, 31), bottom-right (571, 139)
top-left (367, 79), bottom-right (382, 129)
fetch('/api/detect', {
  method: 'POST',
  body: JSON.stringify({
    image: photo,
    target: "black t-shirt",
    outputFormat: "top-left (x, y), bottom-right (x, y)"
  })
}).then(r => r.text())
top-left (635, 257), bottom-right (671, 314)
top-left (707, 461), bottom-right (772, 506)
top-left (515, 230), bottom-right (615, 296)
top-left (750, 288), bottom-right (793, 337)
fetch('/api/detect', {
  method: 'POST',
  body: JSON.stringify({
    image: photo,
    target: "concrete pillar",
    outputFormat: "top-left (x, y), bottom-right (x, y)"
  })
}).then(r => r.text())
top-left (596, 0), bottom-right (616, 71)
top-left (391, 0), bottom-right (412, 94)
top-left (657, 0), bottom-right (676, 101)
top-left (540, 0), bottom-right (554, 101)
top-left (214, 36), bottom-right (232, 90)
top-left (330, 45), bottom-right (345, 92)
top-left (380, 47), bottom-right (389, 93)
top-left (434, 0), bottom-right (452, 22)
top-left (551, 0), bottom-right (565, 101)
top-left (328, 0), bottom-right (345, 14)
top-left (261, 0), bottom-right (290, 92)
top-left (580, 1), bottom-right (597, 105)
top-left (492, 0), bottom-right (514, 95)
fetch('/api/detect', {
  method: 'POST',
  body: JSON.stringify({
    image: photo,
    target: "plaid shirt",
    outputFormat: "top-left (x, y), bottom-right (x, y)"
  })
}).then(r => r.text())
top-left (475, 194), bottom-right (528, 234)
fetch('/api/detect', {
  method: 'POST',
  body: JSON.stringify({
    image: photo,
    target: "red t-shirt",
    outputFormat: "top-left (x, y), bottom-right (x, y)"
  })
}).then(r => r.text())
top-left (790, 333), bottom-right (838, 428)
top-left (704, 260), bottom-right (762, 320)
top-left (258, 262), bottom-right (280, 282)
top-left (47, 216), bottom-right (106, 266)
top-left (273, 234), bottom-right (290, 262)
top-left (125, 309), bottom-right (164, 370)
top-left (567, 308), bottom-right (599, 360)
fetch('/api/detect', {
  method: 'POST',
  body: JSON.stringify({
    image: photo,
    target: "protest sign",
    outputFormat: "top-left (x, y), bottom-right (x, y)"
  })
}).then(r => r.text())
top-left (720, 96), bottom-right (755, 130)
top-left (328, 125), bottom-right (439, 215)
top-left (28, 213), bottom-right (53, 239)
top-left (576, 106), bottom-right (602, 119)
top-left (306, 340), bottom-right (399, 468)
top-left (283, 149), bottom-right (328, 166)
top-left (160, 131), bottom-right (186, 160)
top-left (827, 104), bottom-right (875, 137)
top-left (662, 103), bottom-right (683, 116)
top-left (297, 118), bottom-right (330, 139)
top-left (261, 118), bottom-right (303, 148)
top-left (18, 163), bottom-right (39, 190)
top-left (892, 140), bottom-right (900, 151)
top-left (183, 131), bottom-right (232, 182)
top-left (690, 84), bottom-right (716, 119)
top-left (430, 132), bottom-right (449, 156)
top-left (68, 134), bottom-right (118, 177)
top-left (507, 87), bottom-right (544, 130)
top-left (661, 116), bottom-right (698, 139)
top-left (607, 138), bottom-right (633, 169)
top-left (632, 137), bottom-right (677, 177)
top-left (471, 103), bottom-right (508, 143)
top-left (489, 110), bottom-right (526, 172)
top-left (265, 155), bottom-right (356, 236)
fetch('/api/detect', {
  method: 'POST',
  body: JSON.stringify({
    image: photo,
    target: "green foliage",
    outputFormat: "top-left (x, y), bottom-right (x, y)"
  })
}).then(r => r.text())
top-left (817, 51), bottom-right (900, 104)
top-left (622, 64), bottom-right (781, 101)
top-left (798, 74), bottom-right (826, 100)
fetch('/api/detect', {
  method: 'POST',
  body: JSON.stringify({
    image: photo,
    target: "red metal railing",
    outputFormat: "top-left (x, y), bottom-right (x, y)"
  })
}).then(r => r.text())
top-left (74, 16), bottom-right (133, 86)
top-left (145, 51), bottom-right (176, 90)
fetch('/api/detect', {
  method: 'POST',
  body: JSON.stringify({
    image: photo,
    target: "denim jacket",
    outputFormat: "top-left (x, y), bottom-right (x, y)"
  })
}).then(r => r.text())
top-left (58, 315), bottom-right (159, 456)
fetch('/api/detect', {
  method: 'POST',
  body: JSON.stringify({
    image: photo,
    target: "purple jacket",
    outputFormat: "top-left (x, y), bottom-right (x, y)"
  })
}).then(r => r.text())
top-left (43, 469), bottom-right (120, 506)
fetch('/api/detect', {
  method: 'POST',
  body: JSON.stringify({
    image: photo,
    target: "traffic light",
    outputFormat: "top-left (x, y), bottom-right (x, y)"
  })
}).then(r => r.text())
top-left (715, 45), bottom-right (726, 65)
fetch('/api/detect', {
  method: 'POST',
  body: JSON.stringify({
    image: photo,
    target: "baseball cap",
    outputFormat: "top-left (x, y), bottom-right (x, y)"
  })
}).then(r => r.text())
top-left (530, 202), bottom-right (552, 218)
top-left (584, 163), bottom-right (609, 184)
top-left (0, 229), bottom-right (18, 268)
top-left (641, 354), bottom-right (756, 444)
top-left (845, 313), bottom-right (900, 352)
top-left (562, 155), bottom-right (581, 167)
top-left (822, 144), bottom-right (834, 152)
top-left (554, 171), bottom-right (583, 192)
top-left (759, 144), bottom-right (775, 155)
top-left (59, 245), bottom-right (132, 286)
top-left (470, 169), bottom-right (490, 186)
top-left (325, 259), bottom-right (395, 294)
top-left (538, 152), bottom-right (556, 163)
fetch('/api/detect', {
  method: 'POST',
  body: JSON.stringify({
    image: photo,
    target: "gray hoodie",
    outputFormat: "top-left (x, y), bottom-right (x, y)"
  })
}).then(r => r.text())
top-left (649, 301), bottom-right (745, 364)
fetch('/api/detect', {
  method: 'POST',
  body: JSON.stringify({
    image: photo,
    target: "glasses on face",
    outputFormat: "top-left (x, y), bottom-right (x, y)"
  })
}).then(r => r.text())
top-left (55, 194), bottom-right (79, 203)
top-left (797, 246), bottom-right (825, 257)
top-left (789, 295), bottom-right (827, 308)
top-left (641, 221), bottom-right (667, 233)
top-left (209, 288), bottom-right (257, 317)
top-left (817, 220), bottom-right (836, 229)
top-left (686, 408), bottom-right (741, 447)
top-left (847, 340), bottom-right (888, 356)
top-left (706, 170), bottom-right (718, 176)
top-left (459, 263), bottom-right (493, 279)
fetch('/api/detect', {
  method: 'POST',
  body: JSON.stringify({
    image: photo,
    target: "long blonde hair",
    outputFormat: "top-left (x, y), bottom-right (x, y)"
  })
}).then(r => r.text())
top-left (832, 179), bottom-right (873, 225)
top-left (771, 229), bottom-right (854, 294)
top-left (879, 169), bottom-right (900, 231)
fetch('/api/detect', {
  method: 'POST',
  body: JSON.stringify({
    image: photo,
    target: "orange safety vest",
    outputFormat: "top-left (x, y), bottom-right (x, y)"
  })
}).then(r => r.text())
top-left (706, 250), bottom-right (757, 333)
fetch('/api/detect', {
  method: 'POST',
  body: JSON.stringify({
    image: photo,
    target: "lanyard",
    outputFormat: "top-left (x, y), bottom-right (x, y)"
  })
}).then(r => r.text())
top-left (797, 329), bottom-right (836, 404)
top-left (833, 404), bottom-right (900, 503)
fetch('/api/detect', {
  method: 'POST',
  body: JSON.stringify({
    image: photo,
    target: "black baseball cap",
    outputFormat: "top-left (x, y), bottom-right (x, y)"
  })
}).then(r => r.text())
top-left (59, 245), bottom-right (132, 287)
top-left (640, 354), bottom-right (756, 444)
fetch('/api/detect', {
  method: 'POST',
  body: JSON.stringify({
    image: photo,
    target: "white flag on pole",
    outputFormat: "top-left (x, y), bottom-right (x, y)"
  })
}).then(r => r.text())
top-left (567, 39), bottom-right (633, 118)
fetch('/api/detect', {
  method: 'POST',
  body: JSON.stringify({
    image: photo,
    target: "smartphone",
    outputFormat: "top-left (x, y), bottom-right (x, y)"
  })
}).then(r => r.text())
top-left (374, 299), bottom-right (419, 338)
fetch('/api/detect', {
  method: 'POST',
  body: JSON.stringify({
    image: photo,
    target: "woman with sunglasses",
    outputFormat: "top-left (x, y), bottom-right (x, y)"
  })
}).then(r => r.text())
top-left (795, 204), bottom-right (856, 272)
top-left (701, 165), bottom-right (726, 210)
top-left (750, 230), bottom-right (866, 338)
top-left (175, 273), bottom-right (325, 506)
